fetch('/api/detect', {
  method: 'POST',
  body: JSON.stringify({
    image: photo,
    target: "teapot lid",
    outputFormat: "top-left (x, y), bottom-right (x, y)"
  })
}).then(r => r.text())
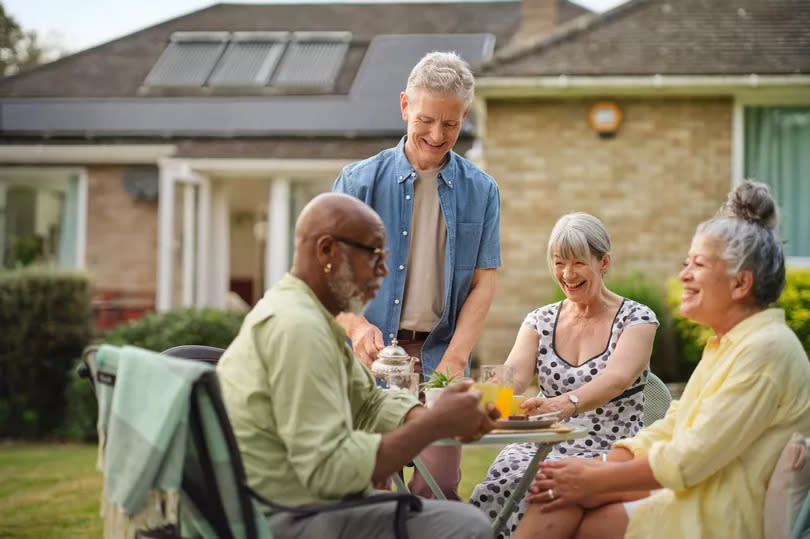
top-left (377, 338), bottom-right (409, 360)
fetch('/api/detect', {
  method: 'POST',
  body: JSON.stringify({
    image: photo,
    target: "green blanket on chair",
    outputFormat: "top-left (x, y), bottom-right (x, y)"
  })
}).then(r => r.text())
top-left (96, 344), bottom-right (213, 537)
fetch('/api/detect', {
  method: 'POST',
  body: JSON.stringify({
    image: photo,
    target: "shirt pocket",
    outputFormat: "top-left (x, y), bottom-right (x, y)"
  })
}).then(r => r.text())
top-left (455, 222), bottom-right (483, 270)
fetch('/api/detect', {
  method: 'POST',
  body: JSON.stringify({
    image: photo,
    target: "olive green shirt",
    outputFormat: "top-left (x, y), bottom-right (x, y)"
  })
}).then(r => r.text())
top-left (217, 273), bottom-right (419, 508)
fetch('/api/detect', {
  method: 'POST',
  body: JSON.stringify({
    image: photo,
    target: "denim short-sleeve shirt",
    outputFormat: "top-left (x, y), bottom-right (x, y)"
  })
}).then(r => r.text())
top-left (333, 137), bottom-right (501, 375)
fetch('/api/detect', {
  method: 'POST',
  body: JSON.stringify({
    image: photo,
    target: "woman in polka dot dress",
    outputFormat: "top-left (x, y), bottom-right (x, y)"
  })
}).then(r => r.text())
top-left (470, 213), bottom-right (658, 537)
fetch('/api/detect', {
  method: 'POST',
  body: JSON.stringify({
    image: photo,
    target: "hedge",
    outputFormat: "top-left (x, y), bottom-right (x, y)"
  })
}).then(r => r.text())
top-left (101, 307), bottom-right (246, 352)
top-left (667, 268), bottom-right (810, 365)
top-left (61, 307), bottom-right (247, 441)
top-left (0, 268), bottom-right (93, 438)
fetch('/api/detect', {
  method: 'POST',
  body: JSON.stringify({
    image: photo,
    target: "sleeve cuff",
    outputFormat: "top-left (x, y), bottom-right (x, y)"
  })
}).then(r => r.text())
top-left (613, 437), bottom-right (650, 457)
top-left (647, 441), bottom-right (687, 491)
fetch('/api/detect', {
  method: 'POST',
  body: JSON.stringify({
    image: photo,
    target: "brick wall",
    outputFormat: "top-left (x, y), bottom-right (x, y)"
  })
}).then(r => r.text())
top-left (85, 166), bottom-right (158, 325)
top-left (476, 97), bottom-right (733, 365)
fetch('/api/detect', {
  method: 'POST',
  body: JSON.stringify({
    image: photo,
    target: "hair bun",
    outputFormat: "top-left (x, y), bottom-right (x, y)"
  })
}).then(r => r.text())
top-left (717, 180), bottom-right (779, 229)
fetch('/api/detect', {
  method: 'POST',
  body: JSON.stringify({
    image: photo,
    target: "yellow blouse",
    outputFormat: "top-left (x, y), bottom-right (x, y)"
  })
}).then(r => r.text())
top-left (615, 308), bottom-right (810, 539)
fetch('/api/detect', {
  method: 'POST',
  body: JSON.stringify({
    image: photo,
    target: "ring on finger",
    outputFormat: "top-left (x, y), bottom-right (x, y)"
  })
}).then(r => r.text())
top-left (548, 488), bottom-right (555, 500)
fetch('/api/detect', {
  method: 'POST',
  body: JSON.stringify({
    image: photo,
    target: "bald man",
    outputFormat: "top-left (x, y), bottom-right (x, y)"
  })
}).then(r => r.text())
top-left (217, 193), bottom-right (495, 539)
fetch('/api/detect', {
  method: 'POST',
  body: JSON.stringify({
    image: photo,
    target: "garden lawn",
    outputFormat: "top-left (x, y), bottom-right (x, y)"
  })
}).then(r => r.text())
top-left (0, 443), bottom-right (102, 539)
top-left (0, 443), bottom-right (502, 538)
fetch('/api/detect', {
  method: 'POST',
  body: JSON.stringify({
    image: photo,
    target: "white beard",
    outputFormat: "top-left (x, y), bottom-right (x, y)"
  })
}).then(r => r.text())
top-left (327, 251), bottom-right (372, 315)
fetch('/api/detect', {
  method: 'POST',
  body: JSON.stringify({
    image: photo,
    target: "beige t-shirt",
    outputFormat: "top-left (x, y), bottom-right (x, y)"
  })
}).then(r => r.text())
top-left (399, 168), bottom-right (447, 332)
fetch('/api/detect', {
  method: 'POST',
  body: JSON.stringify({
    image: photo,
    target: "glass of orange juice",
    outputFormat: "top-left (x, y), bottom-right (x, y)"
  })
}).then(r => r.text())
top-left (477, 364), bottom-right (514, 418)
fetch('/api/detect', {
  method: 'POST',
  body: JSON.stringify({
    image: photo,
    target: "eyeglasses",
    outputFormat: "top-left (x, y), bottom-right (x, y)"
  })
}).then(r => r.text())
top-left (333, 235), bottom-right (390, 268)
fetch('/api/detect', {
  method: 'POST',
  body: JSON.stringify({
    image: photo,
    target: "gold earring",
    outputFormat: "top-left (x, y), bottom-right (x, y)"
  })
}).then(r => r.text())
top-left (324, 263), bottom-right (332, 274)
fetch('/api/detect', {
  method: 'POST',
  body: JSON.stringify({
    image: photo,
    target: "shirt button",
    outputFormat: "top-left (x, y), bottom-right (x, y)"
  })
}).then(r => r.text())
top-left (399, 265), bottom-right (405, 270)
top-left (448, 180), bottom-right (453, 186)
top-left (405, 195), bottom-right (411, 200)
top-left (402, 230), bottom-right (408, 236)
top-left (410, 172), bottom-right (416, 177)
top-left (398, 176), bottom-right (403, 180)
top-left (389, 333), bottom-right (395, 339)
top-left (394, 299), bottom-right (400, 304)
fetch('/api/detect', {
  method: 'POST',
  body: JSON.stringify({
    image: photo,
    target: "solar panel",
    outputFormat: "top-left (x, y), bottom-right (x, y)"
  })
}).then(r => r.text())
top-left (272, 32), bottom-right (351, 89)
top-left (208, 32), bottom-right (289, 87)
top-left (144, 32), bottom-right (229, 87)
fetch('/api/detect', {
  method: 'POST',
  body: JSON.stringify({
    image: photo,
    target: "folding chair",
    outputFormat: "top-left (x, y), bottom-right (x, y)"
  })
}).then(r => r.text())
top-left (643, 372), bottom-right (672, 427)
top-left (79, 344), bottom-right (422, 539)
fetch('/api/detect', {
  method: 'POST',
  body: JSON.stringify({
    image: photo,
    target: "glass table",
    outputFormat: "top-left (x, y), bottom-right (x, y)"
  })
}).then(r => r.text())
top-left (393, 426), bottom-right (587, 536)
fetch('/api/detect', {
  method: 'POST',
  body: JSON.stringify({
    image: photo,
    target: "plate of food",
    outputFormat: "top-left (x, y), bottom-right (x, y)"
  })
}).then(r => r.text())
top-left (494, 412), bottom-right (559, 429)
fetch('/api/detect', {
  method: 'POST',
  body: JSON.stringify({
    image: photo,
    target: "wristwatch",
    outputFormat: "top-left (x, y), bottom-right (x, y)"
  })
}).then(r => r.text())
top-left (567, 393), bottom-right (580, 415)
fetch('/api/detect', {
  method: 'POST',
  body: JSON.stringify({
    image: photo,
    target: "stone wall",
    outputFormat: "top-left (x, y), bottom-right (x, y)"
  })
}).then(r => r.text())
top-left (476, 97), bottom-right (733, 368)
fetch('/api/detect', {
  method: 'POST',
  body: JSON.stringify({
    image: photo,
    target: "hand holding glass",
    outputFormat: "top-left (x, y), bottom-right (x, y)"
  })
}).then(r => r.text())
top-left (476, 364), bottom-right (514, 418)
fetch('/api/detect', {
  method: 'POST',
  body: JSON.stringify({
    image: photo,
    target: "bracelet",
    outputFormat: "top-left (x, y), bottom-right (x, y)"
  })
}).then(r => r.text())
top-left (601, 454), bottom-right (608, 462)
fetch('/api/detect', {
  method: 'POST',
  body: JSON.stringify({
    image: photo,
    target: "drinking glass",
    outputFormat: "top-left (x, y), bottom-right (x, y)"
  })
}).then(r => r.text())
top-left (476, 364), bottom-right (514, 418)
top-left (511, 394), bottom-right (529, 416)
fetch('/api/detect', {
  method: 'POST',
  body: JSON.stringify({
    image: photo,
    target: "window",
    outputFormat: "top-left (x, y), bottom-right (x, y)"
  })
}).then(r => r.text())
top-left (144, 32), bottom-right (229, 87)
top-left (0, 171), bottom-right (85, 269)
top-left (144, 31), bottom-right (351, 90)
top-left (744, 106), bottom-right (810, 261)
top-left (208, 32), bottom-right (288, 87)
top-left (272, 32), bottom-right (351, 89)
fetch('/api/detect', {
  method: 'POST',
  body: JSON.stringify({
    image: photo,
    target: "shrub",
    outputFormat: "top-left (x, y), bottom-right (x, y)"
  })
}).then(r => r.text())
top-left (59, 307), bottom-right (248, 441)
top-left (0, 268), bottom-right (93, 438)
top-left (779, 269), bottom-right (810, 353)
top-left (101, 307), bottom-right (246, 353)
top-left (667, 268), bottom-right (810, 365)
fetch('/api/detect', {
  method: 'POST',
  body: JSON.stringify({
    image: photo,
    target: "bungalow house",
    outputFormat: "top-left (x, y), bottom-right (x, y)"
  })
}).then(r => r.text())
top-left (473, 0), bottom-right (810, 371)
top-left (0, 0), bottom-right (588, 327)
top-left (4, 0), bottom-right (806, 373)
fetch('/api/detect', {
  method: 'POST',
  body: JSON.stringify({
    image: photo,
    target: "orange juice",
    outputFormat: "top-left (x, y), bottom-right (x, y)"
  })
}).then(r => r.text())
top-left (473, 382), bottom-right (499, 409)
top-left (495, 386), bottom-right (514, 418)
top-left (511, 394), bottom-right (529, 415)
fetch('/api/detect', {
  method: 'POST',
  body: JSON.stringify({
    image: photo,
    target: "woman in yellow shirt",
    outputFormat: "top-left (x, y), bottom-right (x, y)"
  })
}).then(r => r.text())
top-left (514, 180), bottom-right (810, 539)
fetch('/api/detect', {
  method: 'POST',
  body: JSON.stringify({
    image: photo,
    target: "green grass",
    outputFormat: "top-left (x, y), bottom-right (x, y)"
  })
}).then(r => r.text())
top-left (0, 443), bottom-right (102, 539)
top-left (402, 445), bottom-right (503, 500)
top-left (0, 443), bottom-right (502, 538)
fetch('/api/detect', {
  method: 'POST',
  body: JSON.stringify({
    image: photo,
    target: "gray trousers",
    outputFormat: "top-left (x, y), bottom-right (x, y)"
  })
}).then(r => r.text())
top-left (267, 498), bottom-right (492, 539)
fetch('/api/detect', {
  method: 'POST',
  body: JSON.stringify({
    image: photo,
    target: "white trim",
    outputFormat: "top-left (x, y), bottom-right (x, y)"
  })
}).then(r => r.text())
top-left (196, 176), bottom-right (211, 306)
top-left (0, 145), bottom-right (176, 164)
top-left (210, 181), bottom-right (230, 310)
top-left (163, 157), bottom-right (355, 179)
top-left (181, 183), bottom-right (196, 307)
top-left (267, 178), bottom-right (290, 290)
top-left (475, 75), bottom-right (810, 98)
top-left (157, 165), bottom-right (175, 311)
top-left (75, 169), bottom-right (88, 269)
top-left (731, 100), bottom-right (744, 188)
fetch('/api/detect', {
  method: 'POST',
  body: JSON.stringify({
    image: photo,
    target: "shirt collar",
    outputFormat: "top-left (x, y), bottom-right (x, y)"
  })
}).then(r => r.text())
top-left (394, 136), bottom-right (458, 188)
top-left (709, 308), bottom-right (785, 346)
top-left (278, 273), bottom-right (349, 343)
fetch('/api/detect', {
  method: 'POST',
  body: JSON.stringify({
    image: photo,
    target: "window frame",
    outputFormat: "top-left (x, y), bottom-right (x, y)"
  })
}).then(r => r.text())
top-left (0, 166), bottom-right (88, 269)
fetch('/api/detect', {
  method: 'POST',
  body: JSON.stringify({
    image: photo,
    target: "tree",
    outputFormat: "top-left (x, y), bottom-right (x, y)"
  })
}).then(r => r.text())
top-left (0, 3), bottom-right (47, 76)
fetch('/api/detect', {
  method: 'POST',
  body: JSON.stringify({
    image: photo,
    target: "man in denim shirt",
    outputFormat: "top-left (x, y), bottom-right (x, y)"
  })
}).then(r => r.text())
top-left (333, 51), bottom-right (501, 500)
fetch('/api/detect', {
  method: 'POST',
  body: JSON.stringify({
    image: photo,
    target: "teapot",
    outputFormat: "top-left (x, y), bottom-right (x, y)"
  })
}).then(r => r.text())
top-left (370, 339), bottom-right (418, 391)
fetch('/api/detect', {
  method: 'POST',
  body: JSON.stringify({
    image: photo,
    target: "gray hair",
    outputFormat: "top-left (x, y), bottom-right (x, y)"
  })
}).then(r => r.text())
top-left (696, 180), bottom-right (785, 306)
top-left (405, 51), bottom-right (475, 109)
top-left (546, 213), bottom-right (611, 274)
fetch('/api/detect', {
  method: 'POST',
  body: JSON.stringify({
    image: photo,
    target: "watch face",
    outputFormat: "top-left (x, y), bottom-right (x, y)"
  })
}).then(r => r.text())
top-left (569, 394), bottom-right (579, 403)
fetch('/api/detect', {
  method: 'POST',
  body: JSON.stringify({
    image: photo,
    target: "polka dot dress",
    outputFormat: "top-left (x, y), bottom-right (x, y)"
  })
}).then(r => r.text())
top-left (470, 298), bottom-right (658, 537)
